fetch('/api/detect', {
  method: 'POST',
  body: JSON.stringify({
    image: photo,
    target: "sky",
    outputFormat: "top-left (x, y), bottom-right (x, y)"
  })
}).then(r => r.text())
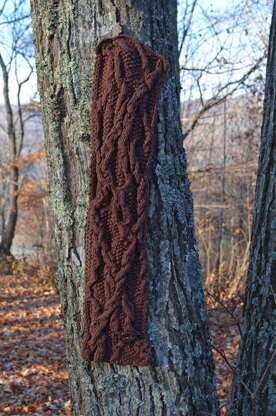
top-left (0, 0), bottom-right (36, 105)
top-left (178, 0), bottom-right (271, 101)
top-left (0, 0), bottom-right (272, 105)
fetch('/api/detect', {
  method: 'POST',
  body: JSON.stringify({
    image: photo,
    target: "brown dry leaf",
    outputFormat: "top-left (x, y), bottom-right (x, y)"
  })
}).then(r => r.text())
top-left (63, 400), bottom-right (71, 415)
top-left (15, 347), bottom-right (29, 359)
top-left (206, 290), bottom-right (242, 413)
top-left (32, 364), bottom-right (52, 374)
top-left (25, 404), bottom-right (38, 413)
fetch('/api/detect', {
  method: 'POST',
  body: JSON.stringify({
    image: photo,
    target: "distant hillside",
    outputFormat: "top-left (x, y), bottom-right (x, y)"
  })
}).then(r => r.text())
top-left (181, 94), bottom-right (263, 169)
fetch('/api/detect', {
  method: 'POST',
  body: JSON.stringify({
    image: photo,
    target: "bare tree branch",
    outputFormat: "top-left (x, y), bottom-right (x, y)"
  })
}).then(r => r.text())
top-left (182, 55), bottom-right (266, 140)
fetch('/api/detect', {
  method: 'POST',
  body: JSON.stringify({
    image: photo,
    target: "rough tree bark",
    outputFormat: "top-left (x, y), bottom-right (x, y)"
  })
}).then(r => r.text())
top-left (229, 3), bottom-right (276, 415)
top-left (30, 1), bottom-right (218, 415)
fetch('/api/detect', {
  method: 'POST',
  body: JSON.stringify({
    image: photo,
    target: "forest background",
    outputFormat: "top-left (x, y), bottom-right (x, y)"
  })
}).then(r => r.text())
top-left (0, 1), bottom-right (273, 415)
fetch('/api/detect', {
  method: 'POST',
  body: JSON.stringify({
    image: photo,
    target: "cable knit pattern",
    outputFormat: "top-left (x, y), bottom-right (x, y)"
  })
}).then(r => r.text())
top-left (81, 34), bottom-right (169, 366)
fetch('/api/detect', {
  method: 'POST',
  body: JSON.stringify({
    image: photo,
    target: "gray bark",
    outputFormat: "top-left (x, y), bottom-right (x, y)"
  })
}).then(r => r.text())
top-left (229, 3), bottom-right (276, 415)
top-left (30, 1), bottom-right (218, 415)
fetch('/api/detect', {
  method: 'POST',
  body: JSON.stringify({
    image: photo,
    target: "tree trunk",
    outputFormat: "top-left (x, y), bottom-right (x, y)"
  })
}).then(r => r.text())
top-left (30, 1), bottom-right (218, 414)
top-left (229, 3), bottom-right (276, 415)
top-left (0, 54), bottom-right (19, 256)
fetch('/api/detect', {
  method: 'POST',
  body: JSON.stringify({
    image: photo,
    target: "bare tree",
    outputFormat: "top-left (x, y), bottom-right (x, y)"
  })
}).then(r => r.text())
top-left (179, 0), bottom-right (271, 140)
top-left (179, 0), bottom-right (272, 292)
top-left (228, 2), bottom-right (276, 414)
top-left (0, 0), bottom-right (33, 255)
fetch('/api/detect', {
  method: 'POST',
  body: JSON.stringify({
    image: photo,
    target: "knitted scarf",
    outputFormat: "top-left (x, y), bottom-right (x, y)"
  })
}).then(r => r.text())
top-left (81, 34), bottom-right (169, 366)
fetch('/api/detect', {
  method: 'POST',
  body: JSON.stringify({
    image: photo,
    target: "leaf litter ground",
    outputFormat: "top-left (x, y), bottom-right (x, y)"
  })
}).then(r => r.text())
top-left (0, 271), bottom-right (241, 415)
top-left (0, 272), bottom-right (70, 415)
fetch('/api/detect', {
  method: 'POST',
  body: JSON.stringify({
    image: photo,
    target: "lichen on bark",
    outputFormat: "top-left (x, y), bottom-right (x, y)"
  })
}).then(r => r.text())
top-left (30, 1), bottom-right (219, 414)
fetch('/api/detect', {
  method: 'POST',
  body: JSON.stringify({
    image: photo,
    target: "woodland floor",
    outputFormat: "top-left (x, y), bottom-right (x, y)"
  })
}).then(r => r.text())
top-left (0, 272), bottom-right (70, 415)
top-left (0, 271), bottom-right (241, 416)
top-left (206, 291), bottom-right (242, 415)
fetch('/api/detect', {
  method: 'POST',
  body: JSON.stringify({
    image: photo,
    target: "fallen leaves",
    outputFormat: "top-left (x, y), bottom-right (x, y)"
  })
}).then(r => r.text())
top-left (206, 292), bottom-right (242, 415)
top-left (0, 272), bottom-right (70, 415)
top-left (0, 269), bottom-right (242, 415)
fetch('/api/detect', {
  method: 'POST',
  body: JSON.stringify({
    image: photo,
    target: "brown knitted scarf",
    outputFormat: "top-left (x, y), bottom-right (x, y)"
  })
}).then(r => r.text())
top-left (81, 34), bottom-right (169, 366)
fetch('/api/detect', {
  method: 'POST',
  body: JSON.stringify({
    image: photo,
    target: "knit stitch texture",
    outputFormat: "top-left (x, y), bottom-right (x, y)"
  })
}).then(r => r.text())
top-left (81, 34), bottom-right (169, 366)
